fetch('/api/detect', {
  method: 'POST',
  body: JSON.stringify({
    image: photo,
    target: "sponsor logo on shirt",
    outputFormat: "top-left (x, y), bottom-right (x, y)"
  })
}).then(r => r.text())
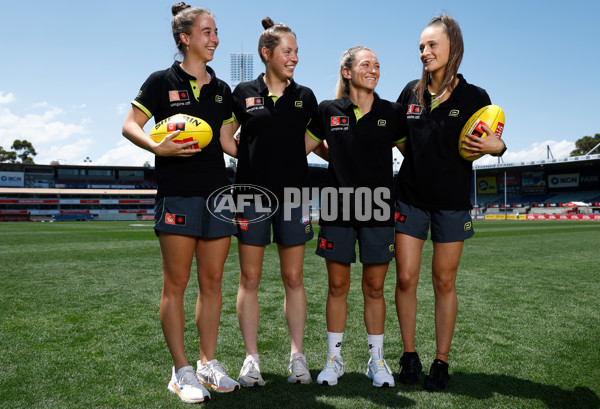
top-left (169, 90), bottom-right (190, 102)
top-left (330, 116), bottom-right (349, 131)
top-left (407, 105), bottom-right (422, 115)
top-left (215, 95), bottom-right (223, 103)
top-left (449, 109), bottom-right (460, 117)
top-left (246, 97), bottom-right (264, 108)
top-left (165, 213), bottom-right (186, 225)
top-left (330, 116), bottom-right (349, 126)
top-left (301, 215), bottom-right (310, 225)
top-left (377, 119), bottom-right (387, 127)
top-left (295, 101), bottom-right (303, 108)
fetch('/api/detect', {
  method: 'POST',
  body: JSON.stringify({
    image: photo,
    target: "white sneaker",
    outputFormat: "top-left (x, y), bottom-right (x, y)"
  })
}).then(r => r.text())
top-left (196, 359), bottom-right (240, 393)
top-left (238, 354), bottom-right (265, 387)
top-left (366, 358), bottom-right (395, 387)
top-left (287, 353), bottom-right (312, 384)
top-left (168, 366), bottom-right (211, 403)
top-left (316, 355), bottom-right (344, 386)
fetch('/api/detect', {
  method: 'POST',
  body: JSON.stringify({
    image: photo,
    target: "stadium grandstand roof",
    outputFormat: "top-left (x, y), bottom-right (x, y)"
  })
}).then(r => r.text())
top-left (474, 154), bottom-right (600, 170)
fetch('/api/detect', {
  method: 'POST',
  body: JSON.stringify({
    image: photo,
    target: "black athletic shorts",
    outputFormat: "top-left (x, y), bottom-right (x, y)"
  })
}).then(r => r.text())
top-left (316, 225), bottom-right (394, 264)
top-left (235, 202), bottom-right (313, 246)
top-left (394, 200), bottom-right (474, 242)
top-left (154, 196), bottom-right (237, 238)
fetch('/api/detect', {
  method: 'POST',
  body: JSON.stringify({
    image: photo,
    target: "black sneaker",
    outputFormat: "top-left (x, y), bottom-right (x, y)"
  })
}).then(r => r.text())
top-left (423, 359), bottom-right (450, 392)
top-left (397, 352), bottom-right (422, 385)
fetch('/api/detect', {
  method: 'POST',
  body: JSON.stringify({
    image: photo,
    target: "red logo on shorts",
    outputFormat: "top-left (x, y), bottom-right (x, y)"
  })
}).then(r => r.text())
top-left (165, 213), bottom-right (186, 225)
top-left (236, 218), bottom-right (249, 231)
top-left (319, 238), bottom-right (335, 250)
top-left (395, 213), bottom-right (407, 223)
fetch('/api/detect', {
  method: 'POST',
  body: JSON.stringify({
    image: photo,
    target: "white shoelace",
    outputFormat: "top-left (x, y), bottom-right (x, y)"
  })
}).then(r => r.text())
top-left (180, 368), bottom-right (203, 387)
top-left (207, 361), bottom-right (228, 383)
top-left (243, 358), bottom-right (260, 374)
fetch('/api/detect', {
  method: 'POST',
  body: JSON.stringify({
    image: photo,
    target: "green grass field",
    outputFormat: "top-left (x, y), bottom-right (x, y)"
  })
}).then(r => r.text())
top-left (1, 220), bottom-right (599, 409)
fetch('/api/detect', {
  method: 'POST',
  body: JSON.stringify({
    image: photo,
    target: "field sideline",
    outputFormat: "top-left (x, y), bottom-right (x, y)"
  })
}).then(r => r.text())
top-left (0, 220), bottom-right (599, 409)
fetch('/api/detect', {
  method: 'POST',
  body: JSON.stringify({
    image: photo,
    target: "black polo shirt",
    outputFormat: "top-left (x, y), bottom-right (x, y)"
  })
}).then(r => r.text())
top-left (395, 74), bottom-right (491, 210)
top-left (307, 94), bottom-right (404, 227)
top-left (232, 74), bottom-right (318, 199)
top-left (132, 62), bottom-right (233, 198)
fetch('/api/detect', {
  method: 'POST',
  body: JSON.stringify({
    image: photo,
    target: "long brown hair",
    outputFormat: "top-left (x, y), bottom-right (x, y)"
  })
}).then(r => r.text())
top-left (413, 14), bottom-right (464, 107)
top-left (171, 2), bottom-right (213, 56)
top-left (258, 17), bottom-right (295, 64)
top-left (335, 46), bottom-right (373, 99)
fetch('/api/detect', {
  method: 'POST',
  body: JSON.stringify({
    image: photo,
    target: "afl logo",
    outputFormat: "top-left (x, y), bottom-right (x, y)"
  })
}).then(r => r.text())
top-left (207, 184), bottom-right (278, 224)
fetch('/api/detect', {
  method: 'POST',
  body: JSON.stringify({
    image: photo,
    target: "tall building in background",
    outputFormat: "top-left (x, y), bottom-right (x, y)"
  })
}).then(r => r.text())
top-left (230, 53), bottom-right (254, 88)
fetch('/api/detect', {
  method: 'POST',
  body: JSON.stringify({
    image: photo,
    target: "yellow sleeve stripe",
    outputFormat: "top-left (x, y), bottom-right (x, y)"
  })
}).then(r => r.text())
top-left (306, 129), bottom-right (322, 143)
top-left (394, 136), bottom-right (407, 144)
top-left (232, 112), bottom-right (240, 125)
top-left (223, 116), bottom-right (234, 125)
top-left (132, 101), bottom-right (152, 119)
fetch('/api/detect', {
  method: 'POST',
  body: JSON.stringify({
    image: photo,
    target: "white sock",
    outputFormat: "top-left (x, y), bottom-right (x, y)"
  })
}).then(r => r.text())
top-left (327, 331), bottom-right (344, 357)
top-left (368, 333), bottom-right (384, 360)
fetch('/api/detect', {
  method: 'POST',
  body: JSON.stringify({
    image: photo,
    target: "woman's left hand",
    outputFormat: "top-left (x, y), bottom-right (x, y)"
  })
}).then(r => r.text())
top-left (462, 124), bottom-right (505, 158)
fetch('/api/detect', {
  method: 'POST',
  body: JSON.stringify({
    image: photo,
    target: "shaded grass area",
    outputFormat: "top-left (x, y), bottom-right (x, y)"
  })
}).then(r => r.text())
top-left (0, 221), bottom-right (598, 408)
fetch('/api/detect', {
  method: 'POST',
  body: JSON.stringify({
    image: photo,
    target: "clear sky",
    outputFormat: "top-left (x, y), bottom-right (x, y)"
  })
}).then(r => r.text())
top-left (1, 0), bottom-right (599, 168)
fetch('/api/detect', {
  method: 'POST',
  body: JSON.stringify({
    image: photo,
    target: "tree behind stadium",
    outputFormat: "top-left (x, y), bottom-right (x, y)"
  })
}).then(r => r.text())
top-left (570, 133), bottom-right (600, 156)
top-left (0, 139), bottom-right (37, 163)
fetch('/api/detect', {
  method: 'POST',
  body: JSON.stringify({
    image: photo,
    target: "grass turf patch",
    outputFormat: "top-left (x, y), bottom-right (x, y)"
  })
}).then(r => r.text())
top-left (0, 221), bottom-right (598, 408)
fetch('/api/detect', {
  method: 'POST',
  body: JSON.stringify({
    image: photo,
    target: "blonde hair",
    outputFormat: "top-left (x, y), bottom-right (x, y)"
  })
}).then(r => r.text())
top-left (334, 46), bottom-right (372, 99)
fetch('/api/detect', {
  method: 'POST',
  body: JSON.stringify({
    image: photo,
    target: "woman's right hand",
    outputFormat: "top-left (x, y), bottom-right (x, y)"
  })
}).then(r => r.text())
top-left (152, 130), bottom-right (200, 157)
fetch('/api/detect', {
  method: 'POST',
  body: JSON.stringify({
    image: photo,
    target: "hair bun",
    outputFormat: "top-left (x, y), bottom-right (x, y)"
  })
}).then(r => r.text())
top-left (261, 17), bottom-right (275, 30)
top-left (172, 2), bottom-right (191, 16)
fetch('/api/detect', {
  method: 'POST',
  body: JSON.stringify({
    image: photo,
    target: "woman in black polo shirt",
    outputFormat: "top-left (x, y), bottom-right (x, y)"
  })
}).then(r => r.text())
top-left (305, 46), bottom-right (403, 388)
top-left (122, 2), bottom-right (240, 403)
top-left (394, 14), bottom-right (506, 392)
top-left (222, 17), bottom-right (318, 387)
